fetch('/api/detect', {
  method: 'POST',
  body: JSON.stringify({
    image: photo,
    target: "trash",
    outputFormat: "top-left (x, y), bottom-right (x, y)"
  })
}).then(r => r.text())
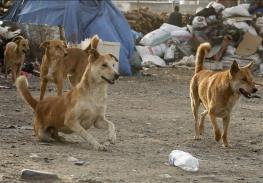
top-left (140, 28), bottom-right (171, 46)
top-left (21, 169), bottom-right (59, 180)
top-left (169, 150), bottom-right (199, 172)
top-left (160, 23), bottom-right (186, 33)
top-left (68, 157), bottom-right (86, 166)
top-left (192, 16), bottom-right (207, 30)
top-left (222, 4), bottom-right (250, 18)
top-left (164, 45), bottom-right (175, 61)
top-left (236, 32), bottom-right (262, 57)
top-left (206, 2), bottom-right (225, 13)
top-left (29, 153), bottom-right (40, 159)
top-left (141, 55), bottom-right (166, 67)
top-left (136, 44), bottom-right (167, 57)
top-left (171, 30), bottom-right (192, 42)
top-left (173, 55), bottom-right (195, 67)
top-left (159, 174), bottom-right (172, 179)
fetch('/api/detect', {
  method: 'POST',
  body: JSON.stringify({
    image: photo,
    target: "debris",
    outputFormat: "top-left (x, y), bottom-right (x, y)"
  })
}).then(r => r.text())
top-left (68, 157), bottom-right (86, 166)
top-left (236, 32), bottom-right (263, 57)
top-left (29, 153), bottom-right (40, 159)
top-left (169, 150), bottom-right (199, 172)
top-left (21, 169), bottom-right (59, 180)
top-left (159, 174), bottom-right (172, 179)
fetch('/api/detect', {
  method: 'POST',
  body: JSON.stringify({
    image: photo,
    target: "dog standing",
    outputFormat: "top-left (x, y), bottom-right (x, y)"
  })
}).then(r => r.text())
top-left (16, 49), bottom-right (119, 151)
top-left (190, 42), bottom-right (258, 147)
top-left (3, 36), bottom-right (29, 84)
top-left (39, 35), bottom-right (100, 100)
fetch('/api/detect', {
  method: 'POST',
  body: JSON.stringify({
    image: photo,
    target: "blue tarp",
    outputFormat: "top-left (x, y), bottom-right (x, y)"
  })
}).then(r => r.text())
top-left (2, 0), bottom-right (134, 76)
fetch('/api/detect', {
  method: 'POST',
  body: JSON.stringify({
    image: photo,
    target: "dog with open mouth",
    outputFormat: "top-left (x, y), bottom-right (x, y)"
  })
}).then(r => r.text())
top-left (190, 42), bottom-right (258, 147)
top-left (16, 48), bottom-right (119, 151)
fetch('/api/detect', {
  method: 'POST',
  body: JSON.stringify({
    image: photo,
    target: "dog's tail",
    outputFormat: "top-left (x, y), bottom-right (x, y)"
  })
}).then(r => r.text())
top-left (195, 42), bottom-right (211, 74)
top-left (16, 76), bottom-right (38, 110)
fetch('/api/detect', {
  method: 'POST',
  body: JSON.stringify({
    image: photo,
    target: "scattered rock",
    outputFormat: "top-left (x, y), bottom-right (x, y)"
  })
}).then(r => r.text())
top-left (68, 157), bottom-right (86, 166)
top-left (29, 153), bottom-right (40, 159)
top-left (159, 174), bottom-right (172, 179)
top-left (11, 145), bottom-right (16, 148)
top-left (21, 169), bottom-right (59, 180)
top-left (15, 109), bottom-right (20, 112)
top-left (74, 161), bottom-right (86, 166)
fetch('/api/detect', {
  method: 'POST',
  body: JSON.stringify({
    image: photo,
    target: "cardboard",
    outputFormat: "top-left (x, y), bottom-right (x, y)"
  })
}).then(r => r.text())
top-left (236, 32), bottom-right (262, 57)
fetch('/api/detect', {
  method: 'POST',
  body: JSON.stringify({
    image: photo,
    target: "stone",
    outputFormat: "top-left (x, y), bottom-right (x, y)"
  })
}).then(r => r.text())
top-left (21, 169), bottom-right (59, 180)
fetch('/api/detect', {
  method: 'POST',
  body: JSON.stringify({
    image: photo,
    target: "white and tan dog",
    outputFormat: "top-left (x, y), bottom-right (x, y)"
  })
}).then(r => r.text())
top-left (4, 36), bottom-right (29, 84)
top-left (190, 42), bottom-right (258, 147)
top-left (16, 49), bottom-right (119, 151)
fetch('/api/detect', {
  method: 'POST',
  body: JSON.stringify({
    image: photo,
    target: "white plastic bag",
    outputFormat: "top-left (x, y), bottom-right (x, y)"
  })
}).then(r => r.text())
top-left (164, 45), bottom-right (175, 60)
top-left (169, 150), bottom-right (199, 172)
top-left (171, 30), bottom-right (192, 42)
top-left (207, 2), bottom-right (225, 13)
top-left (140, 29), bottom-right (171, 46)
top-left (160, 23), bottom-right (186, 33)
top-left (136, 44), bottom-right (167, 57)
top-left (192, 16), bottom-right (207, 29)
top-left (141, 55), bottom-right (166, 67)
top-left (222, 4), bottom-right (250, 18)
top-left (224, 19), bottom-right (258, 36)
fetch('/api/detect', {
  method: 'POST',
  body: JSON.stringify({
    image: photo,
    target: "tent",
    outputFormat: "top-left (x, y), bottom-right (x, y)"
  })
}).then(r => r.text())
top-left (2, 0), bottom-right (134, 76)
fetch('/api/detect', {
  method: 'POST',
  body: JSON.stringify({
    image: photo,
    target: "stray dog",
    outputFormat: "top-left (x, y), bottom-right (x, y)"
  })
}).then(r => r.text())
top-left (4, 36), bottom-right (29, 84)
top-left (39, 35), bottom-right (100, 100)
top-left (190, 42), bottom-right (258, 147)
top-left (16, 49), bottom-right (119, 151)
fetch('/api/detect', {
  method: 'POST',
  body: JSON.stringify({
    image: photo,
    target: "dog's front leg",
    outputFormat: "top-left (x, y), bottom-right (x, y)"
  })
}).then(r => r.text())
top-left (56, 78), bottom-right (63, 96)
top-left (40, 79), bottom-right (48, 100)
top-left (65, 116), bottom-right (107, 151)
top-left (94, 118), bottom-right (116, 144)
top-left (209, 112), bottom-right (221, 142)
top-left (11, 66), bottom-right (17, 84)
top-left (222, 115), bottom-right (230, 147)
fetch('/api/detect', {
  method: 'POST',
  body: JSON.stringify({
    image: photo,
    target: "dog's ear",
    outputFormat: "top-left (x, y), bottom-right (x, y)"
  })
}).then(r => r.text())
top-left (63, 41), bottom-right (68, 48)
top-left (109, 54), bottom-right (118, 62)
top-left (84, 35), bottom-right (100, 52)
top-left (40, 41), bottom-right (50, 49)
top-left (12, 36), bottom-right (24, 44)
top-left (243, 61), bottom-right (254, 70)
top-left (88, 49), bottom-right (100, 62)
top-left (230, 60), bottom-right (240, 75)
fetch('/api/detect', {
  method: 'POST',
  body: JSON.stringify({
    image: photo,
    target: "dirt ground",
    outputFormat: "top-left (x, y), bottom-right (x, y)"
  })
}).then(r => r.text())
top-left (0, 67), bottom-right (262, 183)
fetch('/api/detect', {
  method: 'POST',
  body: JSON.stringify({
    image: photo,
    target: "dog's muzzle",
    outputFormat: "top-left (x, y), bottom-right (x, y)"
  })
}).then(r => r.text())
top-left (239, 88), bottom-right (260, 99)
top-left (101, 75), bottom-right (116, 84)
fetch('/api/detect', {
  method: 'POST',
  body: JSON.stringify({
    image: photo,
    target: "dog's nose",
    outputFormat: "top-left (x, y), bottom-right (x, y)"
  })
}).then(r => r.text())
top-left (114, 73), bottom-right (120, 80)
top-left (252, 88), bottom-right (258, 93)
top-left (64, 52), bottom-right (68, 56)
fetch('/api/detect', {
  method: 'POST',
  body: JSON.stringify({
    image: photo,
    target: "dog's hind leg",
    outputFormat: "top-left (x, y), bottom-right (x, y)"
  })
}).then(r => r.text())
top-left (199, 110), bottom-right (208, 135)
top-left (190, 88), bottom-right (201, 140)
top-left (11, 65), bottom-right (17, 84)
top-left (222, 115), bottom-right (230, 147)
top-left (209, 111), bottom-right (221, 142)
top-left (94, 118), bottom-right (116, 144)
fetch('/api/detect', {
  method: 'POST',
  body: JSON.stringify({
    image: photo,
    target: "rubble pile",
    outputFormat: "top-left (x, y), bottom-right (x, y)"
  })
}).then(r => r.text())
top-left (132, 1), bottom-right (263, 75)
top-left (124, 7), bottom-right (168, 34)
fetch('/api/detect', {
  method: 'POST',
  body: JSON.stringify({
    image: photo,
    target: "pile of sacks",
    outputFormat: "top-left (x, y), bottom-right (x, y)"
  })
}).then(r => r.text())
top-left (135, 23), bottom-right (192, 67)
top-left (135, 1), bottom-right (263, 74)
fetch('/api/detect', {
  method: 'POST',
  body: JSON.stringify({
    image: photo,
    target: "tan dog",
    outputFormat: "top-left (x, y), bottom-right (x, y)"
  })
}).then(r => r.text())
top-left (16, 49), bottom-right (119, 151)
top-left (4, 36), bottom-right (29, 84)
top-left (190, 42), bottom-right (258, 147)
top-left (39, 35), bottom-right (100, 100)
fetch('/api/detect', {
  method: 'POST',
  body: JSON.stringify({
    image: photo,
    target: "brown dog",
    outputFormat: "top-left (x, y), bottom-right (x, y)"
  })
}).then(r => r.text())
top-left (4, 36), bottom-right (29, 84)
top-left (39, 35), bottom-right (100, 100)
top-left (190, 42), bottom-right (258, 147)
top-left (16, 49), bottom-right (119, 151)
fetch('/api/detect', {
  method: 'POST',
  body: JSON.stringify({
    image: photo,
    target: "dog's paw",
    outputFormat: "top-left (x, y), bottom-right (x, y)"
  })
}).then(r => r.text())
top-left (222, 142), bottom-right (232, 148)
top-left (108, 133), bottom-right (116, 144)
top-left (194, 135), bottom-right (202, 140)
top-left (214, 130), bottom-right (221, 142)
top-left (94, 143), bottom-right (108, 151)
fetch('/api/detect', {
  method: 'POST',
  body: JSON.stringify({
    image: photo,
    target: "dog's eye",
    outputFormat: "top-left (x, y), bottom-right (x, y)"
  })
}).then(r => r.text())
top-left (102, 64), bottom-right (108, 67)
top-left (242, 78), bottom-right (247, 82)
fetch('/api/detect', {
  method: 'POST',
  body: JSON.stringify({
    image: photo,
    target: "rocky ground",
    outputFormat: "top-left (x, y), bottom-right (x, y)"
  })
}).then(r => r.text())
top-left (0, 67), bottom-right (262, 183)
